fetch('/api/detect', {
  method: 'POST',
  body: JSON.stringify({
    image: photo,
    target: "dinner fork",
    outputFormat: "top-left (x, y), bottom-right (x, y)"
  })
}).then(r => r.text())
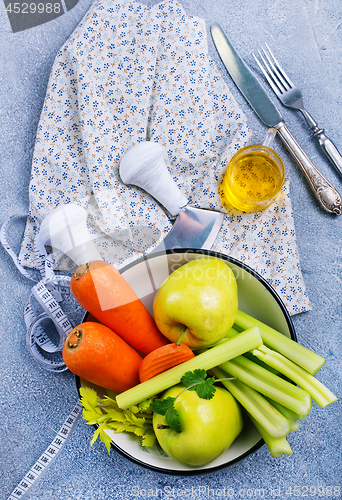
top-left (253, 45), bottom-right (342, 178)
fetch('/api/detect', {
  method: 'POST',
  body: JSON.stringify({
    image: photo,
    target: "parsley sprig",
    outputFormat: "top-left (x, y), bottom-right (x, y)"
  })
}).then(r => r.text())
top-left (150, 369), bottom-right (232, 433)
top-left (181, 370), bottom-right (217, 399)
top-left (150, 396), bottom-right (182, 433)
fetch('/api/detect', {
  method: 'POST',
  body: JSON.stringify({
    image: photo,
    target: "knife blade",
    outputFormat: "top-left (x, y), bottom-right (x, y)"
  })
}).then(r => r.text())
top-left (211, 23), bottom-right (342, 216)
top-left (119, 142), bottom-right (224, 252)
top-left (151, 205), bottom-right (224, 253)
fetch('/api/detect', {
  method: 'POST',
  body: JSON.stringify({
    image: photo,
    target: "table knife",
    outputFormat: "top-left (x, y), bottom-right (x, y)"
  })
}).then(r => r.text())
top-left (211, 23), bottom-right (342, 216)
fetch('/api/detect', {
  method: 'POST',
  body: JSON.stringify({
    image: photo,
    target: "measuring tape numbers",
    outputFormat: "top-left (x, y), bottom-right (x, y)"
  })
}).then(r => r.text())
top-left (7, 402), bottom-right (83, 500)
top-left (25, 275), bottom-right (76, 372)
top-left (1, 215), bottom-right (84, 372)
top-left (1, 216), bottom-right (86, 499)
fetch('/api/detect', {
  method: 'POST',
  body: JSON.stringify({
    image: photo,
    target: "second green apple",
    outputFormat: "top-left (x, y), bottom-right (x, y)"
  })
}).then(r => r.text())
top-left (153, 257), bottom-right (238, 348)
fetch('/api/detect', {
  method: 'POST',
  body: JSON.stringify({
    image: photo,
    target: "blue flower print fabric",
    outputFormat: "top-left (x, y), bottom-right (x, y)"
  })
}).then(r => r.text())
top-left (19, 0), bottom-right (311, 314)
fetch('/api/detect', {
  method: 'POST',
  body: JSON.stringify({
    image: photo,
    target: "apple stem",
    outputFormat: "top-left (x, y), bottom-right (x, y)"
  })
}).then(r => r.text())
top-left (156, 424), bottom-right (170, 430)
top-left (176, 326), bottom-right (188, 346)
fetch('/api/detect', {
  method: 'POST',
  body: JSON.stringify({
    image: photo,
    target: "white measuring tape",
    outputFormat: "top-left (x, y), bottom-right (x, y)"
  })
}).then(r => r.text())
top-left (7, 402), bottom-right (83, 500)
top-left (0, 215), bottom-right (84, 372)
top-left (25, 276), bottom-right (75, 372)
top-left (1, 215), bottom-right (85, 499)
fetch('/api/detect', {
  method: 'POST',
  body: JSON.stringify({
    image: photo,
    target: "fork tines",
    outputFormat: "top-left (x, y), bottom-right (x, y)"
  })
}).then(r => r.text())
top-left (253, 44), bottom-right (293, 96)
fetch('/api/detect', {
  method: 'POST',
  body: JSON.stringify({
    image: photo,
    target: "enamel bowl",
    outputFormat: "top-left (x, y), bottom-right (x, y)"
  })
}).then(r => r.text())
top-left (78, 248), bottom-right (296, 475)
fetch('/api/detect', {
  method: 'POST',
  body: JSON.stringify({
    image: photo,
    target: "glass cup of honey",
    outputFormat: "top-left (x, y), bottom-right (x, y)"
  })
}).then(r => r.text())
top-left (220, 129), bottom-right (285, 213)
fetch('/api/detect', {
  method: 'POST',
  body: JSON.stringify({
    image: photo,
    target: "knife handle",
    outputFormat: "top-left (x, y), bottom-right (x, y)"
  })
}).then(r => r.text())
top-left (119, 142), bottom-right (188, 217)
top-left (274, 121), bottom-right (342, 215)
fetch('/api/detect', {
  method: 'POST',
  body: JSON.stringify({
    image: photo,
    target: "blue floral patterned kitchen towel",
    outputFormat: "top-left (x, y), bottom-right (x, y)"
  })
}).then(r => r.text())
top-left (19, 0), bottom-right (311, 314)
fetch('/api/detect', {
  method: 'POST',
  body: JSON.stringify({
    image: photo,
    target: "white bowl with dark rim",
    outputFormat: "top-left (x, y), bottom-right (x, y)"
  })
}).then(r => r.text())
top-left (77, 248), bottom-right (296, 475)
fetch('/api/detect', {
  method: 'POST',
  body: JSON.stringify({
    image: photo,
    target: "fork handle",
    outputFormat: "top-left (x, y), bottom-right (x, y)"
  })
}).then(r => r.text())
top-left (301, 109), bottom-right (342, 177)
top-left (274, 121), bottom-right (342, 215)
top-left (314, 130), bottom-right (342, 178)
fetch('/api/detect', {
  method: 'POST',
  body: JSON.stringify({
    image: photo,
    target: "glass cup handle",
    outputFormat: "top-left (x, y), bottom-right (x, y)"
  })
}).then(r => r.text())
top-left (262, 128), bottom-right (277, 148)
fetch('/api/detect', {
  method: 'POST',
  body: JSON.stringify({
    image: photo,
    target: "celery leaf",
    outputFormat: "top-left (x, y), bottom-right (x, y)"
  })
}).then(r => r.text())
top-left (79, 387), bottom-right (157, 452)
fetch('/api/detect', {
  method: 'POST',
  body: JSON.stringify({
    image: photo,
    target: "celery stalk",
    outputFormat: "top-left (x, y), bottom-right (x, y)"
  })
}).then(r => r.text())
top-left (219, 356), bottom-right (312, 417)
top-left (265, 398), bottom-right (302, 432)
top-left (253, 345), bottom-right (337, 408)
top-left (206, 328), bottom-right (279, 375)
top-left (234, 310), bottom-right (325, 375)
top-left (243, 352), bottom-right (280, 375)
top-left (249, 416), bottom-right (293, 458)
top-left (116, 326), bottom-right (262, 409)
top-left (223, 327), bottom-right (240, 339)
top-left (211, 367), bottom-right (290, 438)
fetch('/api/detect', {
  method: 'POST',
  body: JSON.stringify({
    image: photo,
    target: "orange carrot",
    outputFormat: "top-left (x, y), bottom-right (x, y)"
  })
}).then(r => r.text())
top-left (70, 260), bottom-right (169, 355)
top-left (139, 343), bottom-right (195, 383)
top-left (62, 322), bottom-right (143, 393)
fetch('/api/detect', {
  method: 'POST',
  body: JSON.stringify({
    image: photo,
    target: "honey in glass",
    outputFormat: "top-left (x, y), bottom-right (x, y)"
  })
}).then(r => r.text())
top-left (220, 144), bottom-right (285, 213)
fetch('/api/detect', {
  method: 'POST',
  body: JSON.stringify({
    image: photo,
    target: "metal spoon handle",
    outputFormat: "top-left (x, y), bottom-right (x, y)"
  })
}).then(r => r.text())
top-left (275, 121), bottom-right (342, 215)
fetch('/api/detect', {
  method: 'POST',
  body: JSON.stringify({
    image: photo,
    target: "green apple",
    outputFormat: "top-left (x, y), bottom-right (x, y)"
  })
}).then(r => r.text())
top-left (153, 384), bottom-right (243, 466)
top-left (153, 257), bottom-right (238, 348)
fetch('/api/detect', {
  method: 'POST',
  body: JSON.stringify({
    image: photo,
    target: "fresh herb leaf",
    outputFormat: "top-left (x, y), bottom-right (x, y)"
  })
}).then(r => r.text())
top-left (150, 370), bottom-right (218, 433)
top-left (181, 369), bottom-right (217, 400)
top-left (97, 396), bottom-right (117, 407)
top-left (79, 387), bottom-right (156, 453)
top-left (150, 397), bottom-right (182, 433)
top-left (165, 405), bottom-right (181, 433)
top-left (99, 429), bottom-right (112, 455)
top-left (181, 368), bottom-right (207, 387)
top-left (150, 396), bottom-right (175, 416)
top-left (195, 376), bottom-right (216, 399)
top-left (90, 422), bottom-right (112, 455)
top-left (138, 398), bottom-right (154, 413)
top-left (142, 430), bottom-right (157, 448)
top-left (80, 386), bottom-right (100, 411)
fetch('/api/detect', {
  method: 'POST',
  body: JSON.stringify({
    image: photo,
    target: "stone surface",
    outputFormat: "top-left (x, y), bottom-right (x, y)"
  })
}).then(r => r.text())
top-left (0, 0), bottom-right (341, 499)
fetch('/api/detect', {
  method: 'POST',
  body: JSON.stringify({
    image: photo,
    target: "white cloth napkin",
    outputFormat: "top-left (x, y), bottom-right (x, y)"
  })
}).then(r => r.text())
top-left (19, 0), bottom-right (311, 315)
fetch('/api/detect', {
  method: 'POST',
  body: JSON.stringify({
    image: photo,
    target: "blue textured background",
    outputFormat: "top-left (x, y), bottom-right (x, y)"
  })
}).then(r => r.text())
top-left (0, 0), bottom-right (341, 499)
